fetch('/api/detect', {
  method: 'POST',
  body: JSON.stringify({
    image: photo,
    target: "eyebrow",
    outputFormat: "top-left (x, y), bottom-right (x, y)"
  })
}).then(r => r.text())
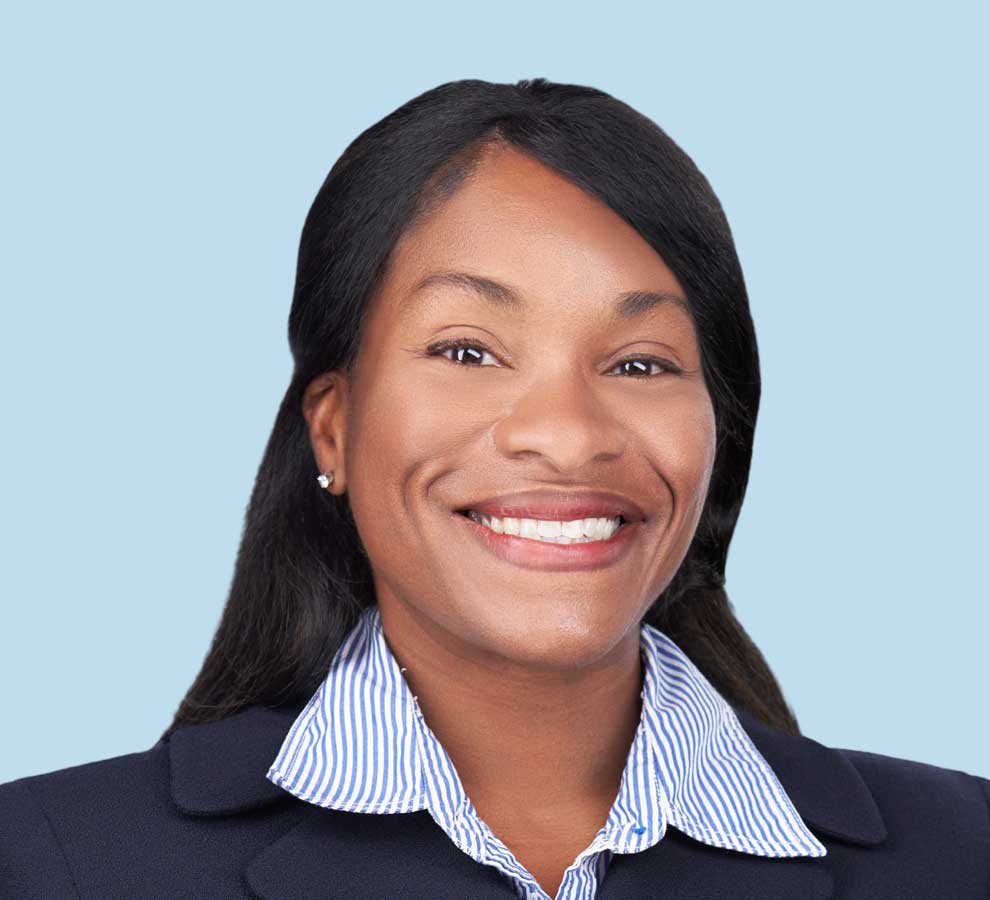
top-left (408, 271), bottom-right (691, 320)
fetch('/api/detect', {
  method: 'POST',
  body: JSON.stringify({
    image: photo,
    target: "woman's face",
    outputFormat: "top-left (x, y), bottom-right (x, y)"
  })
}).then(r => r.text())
top-left (307, 145), bottom-right (717, 671)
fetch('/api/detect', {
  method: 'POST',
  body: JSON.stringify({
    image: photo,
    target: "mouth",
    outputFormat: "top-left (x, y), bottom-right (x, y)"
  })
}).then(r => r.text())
top-left (455, 509), bottom-right (631, 544)
top-left (452, 508), bottom-right (641, 572)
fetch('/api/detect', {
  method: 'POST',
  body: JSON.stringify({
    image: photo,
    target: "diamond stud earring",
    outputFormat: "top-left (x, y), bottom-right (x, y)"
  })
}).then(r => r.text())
top-left (316, 471), bottom-right (335, 490)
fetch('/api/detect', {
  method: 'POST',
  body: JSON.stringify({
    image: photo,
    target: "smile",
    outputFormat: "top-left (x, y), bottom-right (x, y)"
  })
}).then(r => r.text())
top-left (454, 509), bottom-right (639, 572)
top-left (461, 510), bottom-right (626, 544)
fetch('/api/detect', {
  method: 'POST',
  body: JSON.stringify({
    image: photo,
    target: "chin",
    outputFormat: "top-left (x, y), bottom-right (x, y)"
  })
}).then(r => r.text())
top-left (454, 599), bottom-right (633, 670)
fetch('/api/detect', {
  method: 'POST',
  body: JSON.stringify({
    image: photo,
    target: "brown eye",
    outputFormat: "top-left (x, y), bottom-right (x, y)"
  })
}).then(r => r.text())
top-left (425, 339), bottom-right (500, 367)
top-left (609, 356), bottom-right (680, 379)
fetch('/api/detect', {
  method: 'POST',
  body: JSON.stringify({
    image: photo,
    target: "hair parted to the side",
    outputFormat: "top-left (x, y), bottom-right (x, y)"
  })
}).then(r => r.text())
top-left (161, 77), bottom-right (800, 743)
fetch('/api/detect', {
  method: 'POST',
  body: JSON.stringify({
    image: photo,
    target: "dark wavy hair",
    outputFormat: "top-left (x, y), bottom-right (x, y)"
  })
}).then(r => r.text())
top-left (161, 77), bottom-right (801, 742)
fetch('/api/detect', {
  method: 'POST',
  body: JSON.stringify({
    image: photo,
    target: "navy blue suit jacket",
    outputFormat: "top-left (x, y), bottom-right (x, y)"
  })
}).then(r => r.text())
top-left (1, 702), bottom-right (988, 898)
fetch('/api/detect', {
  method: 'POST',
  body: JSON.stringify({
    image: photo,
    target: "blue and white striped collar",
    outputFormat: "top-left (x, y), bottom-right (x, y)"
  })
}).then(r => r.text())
top-left (266, 603), bottom-right (825, 869)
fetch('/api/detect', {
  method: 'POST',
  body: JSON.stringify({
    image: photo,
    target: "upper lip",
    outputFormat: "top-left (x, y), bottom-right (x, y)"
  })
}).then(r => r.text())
top-left (457, 489), bottom-right (647, 522)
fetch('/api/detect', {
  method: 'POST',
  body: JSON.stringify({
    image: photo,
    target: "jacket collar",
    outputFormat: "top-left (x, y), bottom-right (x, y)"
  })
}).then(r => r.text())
top-left (166, 701), bottom-right (886, 900)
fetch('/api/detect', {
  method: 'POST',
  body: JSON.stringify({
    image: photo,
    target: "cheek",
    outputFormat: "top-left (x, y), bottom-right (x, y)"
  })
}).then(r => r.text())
top-left (359, 352), bottom-right (504, 490)
top-left (650, 387), bottom-right (718, 511)
top-left (346, 364), bottom-right (465, 522)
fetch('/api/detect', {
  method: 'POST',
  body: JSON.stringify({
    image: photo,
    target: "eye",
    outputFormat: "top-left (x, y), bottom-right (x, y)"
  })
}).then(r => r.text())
top-left (425, 338), bottom-right (501, 367)
top-left (608, 356), bottom-right (681, 379)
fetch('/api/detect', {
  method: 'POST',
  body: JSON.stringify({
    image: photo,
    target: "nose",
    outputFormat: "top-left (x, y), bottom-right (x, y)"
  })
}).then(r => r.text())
top-left (492, 366), bottom-right (627, 473)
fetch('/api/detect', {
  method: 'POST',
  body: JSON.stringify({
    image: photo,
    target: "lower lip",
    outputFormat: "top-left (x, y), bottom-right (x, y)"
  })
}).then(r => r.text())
top-left (454, 512), bottom-right (641, 572)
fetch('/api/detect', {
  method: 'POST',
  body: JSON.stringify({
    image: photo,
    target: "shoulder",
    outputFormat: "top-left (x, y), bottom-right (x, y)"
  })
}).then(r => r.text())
top-left (835, 741), bottom-right (990, 836)
top-left (734, 704), bottom-right (989, 832)
top-left (0, 742), bottom-right (168, 897)
top-left (811, 734), bottom-right (990, 897)
top-left (1, 739), bottom-right (167, 799)
top-left (838, 743), bottom-right (990, 895)
top-left (0, 710), bottom-right (305, 898)
top-left (733, 705), bottom-right (990, 896)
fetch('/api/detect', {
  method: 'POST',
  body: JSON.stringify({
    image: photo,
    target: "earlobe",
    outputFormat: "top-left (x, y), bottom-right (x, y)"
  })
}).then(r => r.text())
top-left (301, 371), bottom-right (349, 492)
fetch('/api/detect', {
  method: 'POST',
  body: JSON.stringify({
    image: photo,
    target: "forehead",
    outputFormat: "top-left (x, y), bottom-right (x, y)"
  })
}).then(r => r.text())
top-left (379, 145), bottom-right (690, 325)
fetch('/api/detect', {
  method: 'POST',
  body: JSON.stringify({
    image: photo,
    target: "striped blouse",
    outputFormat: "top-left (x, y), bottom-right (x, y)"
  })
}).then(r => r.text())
top-left (266, 604), bottom-right (826, 900)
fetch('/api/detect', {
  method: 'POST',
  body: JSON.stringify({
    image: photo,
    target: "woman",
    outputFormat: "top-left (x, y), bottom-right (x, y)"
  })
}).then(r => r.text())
top-left (1, 77), bottom-right (986, 900)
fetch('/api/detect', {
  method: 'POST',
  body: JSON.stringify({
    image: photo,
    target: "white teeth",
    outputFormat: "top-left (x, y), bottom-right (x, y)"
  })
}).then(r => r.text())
top-left (465, 512), bottom-right (623, 544)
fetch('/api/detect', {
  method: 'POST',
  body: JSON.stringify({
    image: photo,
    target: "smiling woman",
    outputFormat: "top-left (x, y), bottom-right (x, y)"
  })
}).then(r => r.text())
top-left (1, 77), bottom-right (987, 900)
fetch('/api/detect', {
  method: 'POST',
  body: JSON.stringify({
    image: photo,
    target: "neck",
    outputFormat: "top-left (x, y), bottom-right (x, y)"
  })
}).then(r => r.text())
top-left (377, 599), bottom-right (645, 821)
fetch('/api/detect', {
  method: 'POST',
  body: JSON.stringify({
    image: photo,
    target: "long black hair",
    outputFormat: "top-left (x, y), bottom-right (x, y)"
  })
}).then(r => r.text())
top-left (162, 77), bottom-right (801, 742)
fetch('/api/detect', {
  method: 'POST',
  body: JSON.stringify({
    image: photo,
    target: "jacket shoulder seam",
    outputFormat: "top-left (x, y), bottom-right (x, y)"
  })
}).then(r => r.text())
top-left (19, 779), bottom-right (82, 898)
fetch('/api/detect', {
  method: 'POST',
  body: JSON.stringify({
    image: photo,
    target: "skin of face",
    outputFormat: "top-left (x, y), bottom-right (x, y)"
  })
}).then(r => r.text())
top-left (304, 141), bottom-right (716, 674)
top-left (301, 144), bottom-right (717, 855)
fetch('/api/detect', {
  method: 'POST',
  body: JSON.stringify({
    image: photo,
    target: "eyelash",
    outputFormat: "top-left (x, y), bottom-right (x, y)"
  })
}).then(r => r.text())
top-left (424, 338), bottom-right (681, 379)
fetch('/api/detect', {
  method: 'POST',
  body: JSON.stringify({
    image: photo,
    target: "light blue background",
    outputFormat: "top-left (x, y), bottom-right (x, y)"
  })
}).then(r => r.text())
top-left (1, 2), bottom-right (986, 785)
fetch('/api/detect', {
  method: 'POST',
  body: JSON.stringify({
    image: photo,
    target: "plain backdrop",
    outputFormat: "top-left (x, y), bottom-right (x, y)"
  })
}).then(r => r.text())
top-left (1, 2), bottom-right (986, 785)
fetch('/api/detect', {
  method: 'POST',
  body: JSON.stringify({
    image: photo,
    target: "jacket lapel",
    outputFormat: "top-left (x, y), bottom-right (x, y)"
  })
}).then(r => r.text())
top-left (595, 827), bottom-right (834, 900)
top-left (593, 707), bottom-right (888, 900)
top-left (166, 702), bottom-right (887, 900)
top-left (244, 804), bottom-right (520, 900)
top-left (732, 707), bottom-right (887, 846)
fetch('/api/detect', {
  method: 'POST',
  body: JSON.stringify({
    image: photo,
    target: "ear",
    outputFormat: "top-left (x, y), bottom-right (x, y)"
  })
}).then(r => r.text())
top-left (301, 370), bottom-right (350, 494)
